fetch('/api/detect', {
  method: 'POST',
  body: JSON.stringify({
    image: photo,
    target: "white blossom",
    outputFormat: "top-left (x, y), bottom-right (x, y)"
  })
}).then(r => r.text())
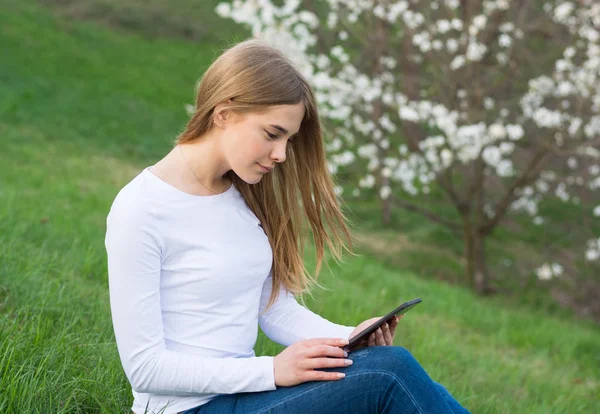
top-left (585, 238), bottom-right (600, 261)
top-left (536, 262), bottom-right (563, 280)
top-left (499, 34), bottom-right (512, 48)
top-left (496, 159), bottom-right (514, 177)
top-left (451, 18), bottom-right (463, 30)
top-left (569, 117), bottom-right (582, 136)
top-left (445, 0), bottom-right (460, 10)
top-left (489, 123), bottom-right (507, 140)
top-left (450, 55), bottom-right (466, 70)
top-left (380, 185), bottom-right (392, 199)
top-left (332, 151), bottom-right (356, 166)
top-left (437, 19), bottom-right (451, 33)
top-left (466, 42), bottom-right (487, 61)
top-left (472, 15), bottom-right (487, 30)
top-left (484, 97), bottom-right (495, 110)
top-left (399, 106), bottom-right (420, 122)
top-left (359, 174), bottom-right (376, 189)
top-left (216, 0), bottom-right (600, 274)
top-left (483, 147), bottom-right (502, 166)
top-left (555, 183), bottom-right (570, 201)
top-left (215, 2), bottom-right (232, 18)
top-left (533, 108), bottom-right (564, 128)
top-left (536, 264), bottom-right (553, 280)
top-left (554, 2), bottom-right (575, 23)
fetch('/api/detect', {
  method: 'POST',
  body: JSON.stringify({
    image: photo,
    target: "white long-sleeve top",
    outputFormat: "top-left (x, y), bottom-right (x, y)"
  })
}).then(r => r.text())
top-left (105, 167), bottom-right (355, 414)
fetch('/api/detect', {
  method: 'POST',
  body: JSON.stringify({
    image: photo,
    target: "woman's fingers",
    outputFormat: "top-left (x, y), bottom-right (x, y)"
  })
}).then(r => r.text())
top-left (304, 357), bottom-right (353, 370)
top-left (364, 315), bottom-right (406, 349)
top-left (368, 331), bottom-right (376, 347)
top-left (304, 344), bottom-right (346, 359)
top-left (379, 327), bottom-right (386, 345)
top-left (381, 321), bottom-right (393, 345)
top-left (373, 327), bottom-right (385, 346)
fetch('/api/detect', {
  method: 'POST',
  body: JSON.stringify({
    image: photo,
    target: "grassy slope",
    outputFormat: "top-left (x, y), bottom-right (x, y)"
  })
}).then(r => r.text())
top-left (31, 0), bottom-right (600, 318)
top-left (1, 1), bottom-right (599, 412)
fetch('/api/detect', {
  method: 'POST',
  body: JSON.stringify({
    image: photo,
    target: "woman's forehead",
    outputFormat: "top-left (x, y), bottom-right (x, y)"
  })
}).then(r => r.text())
top-left (256, 103), bottom-right (305, 125)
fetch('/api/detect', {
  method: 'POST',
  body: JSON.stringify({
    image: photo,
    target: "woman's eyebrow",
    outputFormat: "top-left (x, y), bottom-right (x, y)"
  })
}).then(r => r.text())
top-left (269, 124), bottom-right (289, 134)
top-left (269, 124), bottom-right (299, 137)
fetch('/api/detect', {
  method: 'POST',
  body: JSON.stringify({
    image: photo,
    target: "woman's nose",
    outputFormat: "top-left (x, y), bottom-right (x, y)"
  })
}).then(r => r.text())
top-left (270, 141), bottom-right (288, 164)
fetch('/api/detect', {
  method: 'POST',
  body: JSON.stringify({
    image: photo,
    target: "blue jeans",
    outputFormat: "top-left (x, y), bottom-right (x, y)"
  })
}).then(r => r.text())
top-left (181, 346), bottom-right (470, 413)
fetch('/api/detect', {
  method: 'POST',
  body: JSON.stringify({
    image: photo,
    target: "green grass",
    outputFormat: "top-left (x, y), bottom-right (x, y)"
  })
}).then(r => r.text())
top-left (1, 1), bottom-right (599, 412)
top-left (36, 0), bottom-right (249, 43)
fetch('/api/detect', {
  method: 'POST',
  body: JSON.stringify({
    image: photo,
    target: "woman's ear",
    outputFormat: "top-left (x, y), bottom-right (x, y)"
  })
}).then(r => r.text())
top-left (213, 111), bottom-right (226, 128)
top-left (213, 99), bottom-right (234, 128)
top-left (212, 106), bottom-right (228, 128)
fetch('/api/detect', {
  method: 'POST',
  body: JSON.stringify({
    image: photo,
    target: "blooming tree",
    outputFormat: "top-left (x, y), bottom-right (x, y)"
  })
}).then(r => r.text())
top-left (212, 0), bottom-right (600, 294)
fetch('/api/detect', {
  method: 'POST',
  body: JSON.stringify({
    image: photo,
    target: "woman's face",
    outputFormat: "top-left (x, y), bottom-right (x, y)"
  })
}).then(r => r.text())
top-left (222, 103), bottom-right (305, 184)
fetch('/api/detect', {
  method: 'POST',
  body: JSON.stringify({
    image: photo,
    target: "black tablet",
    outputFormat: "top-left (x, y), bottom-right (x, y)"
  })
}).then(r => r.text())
top-left (343, 298), bottom-right (422, 352)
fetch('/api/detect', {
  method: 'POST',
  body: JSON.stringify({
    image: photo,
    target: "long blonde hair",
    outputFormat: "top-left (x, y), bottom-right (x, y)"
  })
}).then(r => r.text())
top-left (176, 39), bottom-right (355, 313)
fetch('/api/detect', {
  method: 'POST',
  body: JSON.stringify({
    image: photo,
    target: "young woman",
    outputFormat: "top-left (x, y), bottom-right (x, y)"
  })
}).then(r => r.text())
top-left (105, 39), bottom-right (469, 414)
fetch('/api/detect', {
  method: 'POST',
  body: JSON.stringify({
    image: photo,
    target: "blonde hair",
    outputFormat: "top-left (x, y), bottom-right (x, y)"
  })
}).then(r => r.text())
top-left (176, 39), bottom-right (355, 313)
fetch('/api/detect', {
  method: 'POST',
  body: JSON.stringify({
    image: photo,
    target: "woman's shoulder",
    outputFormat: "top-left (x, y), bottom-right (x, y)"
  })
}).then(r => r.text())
top-left (105, 170), bottom-right (166, 252)
top-left (107, 168), bottom-right (158, 221)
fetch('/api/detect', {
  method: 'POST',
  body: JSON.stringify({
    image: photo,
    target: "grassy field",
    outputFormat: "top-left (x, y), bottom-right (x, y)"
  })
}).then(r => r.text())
top-left (1, 0), bottom-right (599, 412)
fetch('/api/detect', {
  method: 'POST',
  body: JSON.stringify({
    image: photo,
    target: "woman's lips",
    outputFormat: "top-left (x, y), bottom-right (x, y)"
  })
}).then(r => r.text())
top-left (258, 163), bottom-right (273, 173)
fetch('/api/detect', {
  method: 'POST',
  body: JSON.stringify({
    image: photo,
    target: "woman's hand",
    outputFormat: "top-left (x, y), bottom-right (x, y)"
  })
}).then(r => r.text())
top-left (273, 337), bottom-right (353, 387)
top-left (347, 315), bottom-right (402, 352)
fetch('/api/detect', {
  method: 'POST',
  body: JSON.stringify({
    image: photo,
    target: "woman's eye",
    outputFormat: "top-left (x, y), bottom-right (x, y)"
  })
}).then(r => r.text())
top-left (266, 130), bottom-right (294, 144)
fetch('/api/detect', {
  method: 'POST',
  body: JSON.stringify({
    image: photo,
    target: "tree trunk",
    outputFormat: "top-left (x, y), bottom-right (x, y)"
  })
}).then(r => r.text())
top-left (464, 227), bottom-right (489, 294)
top-left (370, 11), bottom-right (392, 225)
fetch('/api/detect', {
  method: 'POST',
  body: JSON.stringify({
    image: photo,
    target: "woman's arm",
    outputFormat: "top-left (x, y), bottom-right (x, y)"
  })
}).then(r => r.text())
top-left (258, 271), bottom-right (355, 347)
top-left (105, 198), bottom-right (276, 395)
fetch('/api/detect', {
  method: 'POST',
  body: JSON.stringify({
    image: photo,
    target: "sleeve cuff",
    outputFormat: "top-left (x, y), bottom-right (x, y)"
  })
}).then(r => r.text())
top-left (255, 356), bottom-right (277, 391)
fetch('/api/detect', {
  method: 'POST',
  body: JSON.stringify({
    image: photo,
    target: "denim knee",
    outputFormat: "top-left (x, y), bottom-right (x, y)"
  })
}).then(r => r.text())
top-left (351, 345), bottom-right (420, 375)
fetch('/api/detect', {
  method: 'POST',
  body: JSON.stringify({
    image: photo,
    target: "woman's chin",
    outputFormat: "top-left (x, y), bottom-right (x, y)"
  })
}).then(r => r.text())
top-left (236, 170), bottom-right (263, 185)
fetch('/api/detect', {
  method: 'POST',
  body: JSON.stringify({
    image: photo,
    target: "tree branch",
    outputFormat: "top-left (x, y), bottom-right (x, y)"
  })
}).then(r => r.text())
top-left (390, 195), bottom-right (462, 231)
top-left (482, 149), bottom-right (549, 233)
